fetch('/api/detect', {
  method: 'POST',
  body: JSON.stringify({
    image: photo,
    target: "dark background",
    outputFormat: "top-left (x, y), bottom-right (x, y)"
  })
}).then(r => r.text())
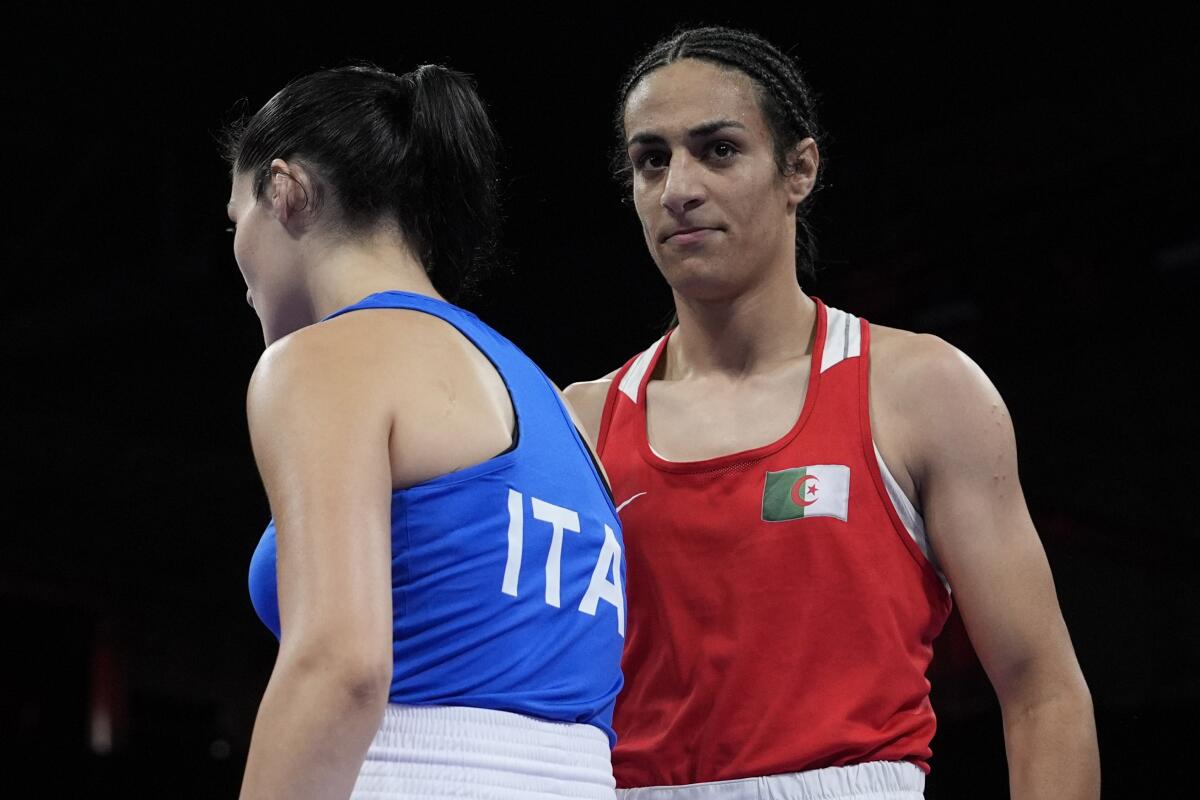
top-left (3, 5), bottom-right (1197, 797)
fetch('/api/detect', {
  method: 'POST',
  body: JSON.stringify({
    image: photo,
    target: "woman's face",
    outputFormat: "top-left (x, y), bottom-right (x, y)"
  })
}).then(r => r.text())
top-left (623, 59), bottom-right (807, 300)
top-left (226, 170), bottom-right (310, 345)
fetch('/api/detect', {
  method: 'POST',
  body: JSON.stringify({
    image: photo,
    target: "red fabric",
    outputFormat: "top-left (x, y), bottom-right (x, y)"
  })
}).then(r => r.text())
top-left (599, 300), bottom-right (952, 788)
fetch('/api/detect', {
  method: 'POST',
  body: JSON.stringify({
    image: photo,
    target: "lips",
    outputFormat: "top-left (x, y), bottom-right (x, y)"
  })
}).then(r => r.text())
top-left (663, 226), bottom-right (721, 244)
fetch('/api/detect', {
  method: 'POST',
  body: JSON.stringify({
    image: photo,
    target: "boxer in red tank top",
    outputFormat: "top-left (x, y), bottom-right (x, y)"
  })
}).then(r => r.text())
top-left (597, 299), bottom-right (950, 787)
top-left (565, 26), bottom-right (1098, 800)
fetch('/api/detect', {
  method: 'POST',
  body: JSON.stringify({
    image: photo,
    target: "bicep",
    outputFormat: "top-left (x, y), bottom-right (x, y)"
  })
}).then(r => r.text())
top-left (913, 349), bottom-right (1081, 701)
top-left (248, 347), bottom-right (395, 663)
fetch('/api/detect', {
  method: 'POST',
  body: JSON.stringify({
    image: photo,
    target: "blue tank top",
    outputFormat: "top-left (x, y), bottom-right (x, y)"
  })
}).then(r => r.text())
top-left (247, 291), bottom-right (625, 744)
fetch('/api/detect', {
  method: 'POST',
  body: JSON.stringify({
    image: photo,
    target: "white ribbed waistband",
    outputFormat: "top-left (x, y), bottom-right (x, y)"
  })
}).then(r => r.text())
top-left (351, 704), bottom-right (615, 799)
top-left (616, 761), bottom-right (924, 800)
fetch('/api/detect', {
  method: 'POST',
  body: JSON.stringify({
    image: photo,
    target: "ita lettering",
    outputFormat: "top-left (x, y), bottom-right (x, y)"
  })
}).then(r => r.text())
top-left (502, 489), bottom-right (625, 637)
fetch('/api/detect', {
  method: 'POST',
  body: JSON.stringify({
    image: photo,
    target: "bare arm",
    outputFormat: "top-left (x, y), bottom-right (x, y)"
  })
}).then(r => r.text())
top-left (893, 336), bottom-right (1099, 799)
top-left (239, 332), bottom-right (395, 800)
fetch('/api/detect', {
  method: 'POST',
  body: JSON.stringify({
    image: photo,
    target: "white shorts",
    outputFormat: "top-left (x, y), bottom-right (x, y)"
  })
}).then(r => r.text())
top-left (615, 761), bottom-right (924, 800)
top-left (350, 703), bottom-right (616, 799)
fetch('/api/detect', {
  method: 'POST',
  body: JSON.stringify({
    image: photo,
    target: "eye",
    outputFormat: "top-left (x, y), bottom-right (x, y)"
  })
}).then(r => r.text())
top-left (708, 141), bottom-right (738, 161)
top-left (634, 150), bottom-right (668, 171)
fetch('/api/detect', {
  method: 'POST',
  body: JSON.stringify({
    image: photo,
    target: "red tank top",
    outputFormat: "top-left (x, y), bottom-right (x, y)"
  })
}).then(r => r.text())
top-left (598, 300), bottom-right (952, 787)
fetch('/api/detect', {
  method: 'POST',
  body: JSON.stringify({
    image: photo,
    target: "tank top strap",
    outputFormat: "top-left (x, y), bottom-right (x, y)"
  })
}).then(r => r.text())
top-left (803, 299), bottom-right (868, 429)
top-left (813, 299), bottom-right (866, 374)
top-left (597, 332), bottom-right (668, 457)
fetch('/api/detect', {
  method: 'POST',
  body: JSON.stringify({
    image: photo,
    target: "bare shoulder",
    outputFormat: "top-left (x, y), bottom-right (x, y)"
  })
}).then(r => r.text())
top-left (247, 318), bottom-right (389, 435)
top-left (249, 310), bottom-right (478, 435)
top-left (250, 309), bottom-right (516, 486)
top-left (868, 322), bottom-right (1015, 474)
top-left (563, 369), bottom-right (620, 446)
top-left (250, 311), bottom-right (432, 397)
top-left (870, 323), bottom-right (1002, 409)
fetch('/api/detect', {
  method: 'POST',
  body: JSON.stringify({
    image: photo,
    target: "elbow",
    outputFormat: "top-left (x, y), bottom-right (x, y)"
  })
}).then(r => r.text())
top-left (336, 657), bottom-right (393, 709)
top-left (995, 659), bottom-right (1094, 721)
top-left (281, 641), bottom-right (393, 711)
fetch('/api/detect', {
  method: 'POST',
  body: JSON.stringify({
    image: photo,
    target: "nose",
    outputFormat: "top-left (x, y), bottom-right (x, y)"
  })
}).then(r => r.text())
top-left (659, 152), bottom-right (705, 216)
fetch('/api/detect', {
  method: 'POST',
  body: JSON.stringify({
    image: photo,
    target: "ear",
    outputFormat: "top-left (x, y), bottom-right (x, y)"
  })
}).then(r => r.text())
top-left (266, 158), bottom-right (314, 225)
top-left (784, 138), bottom-right (820, 208)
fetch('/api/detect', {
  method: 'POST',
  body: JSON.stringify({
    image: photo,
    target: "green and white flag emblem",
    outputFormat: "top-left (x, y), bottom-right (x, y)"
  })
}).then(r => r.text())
top-left (761, 465), bottom-right (851, 522)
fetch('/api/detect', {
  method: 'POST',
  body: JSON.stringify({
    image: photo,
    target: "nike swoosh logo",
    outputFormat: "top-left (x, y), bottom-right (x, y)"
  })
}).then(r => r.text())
top-left (615, 492), bottom-right (647, 513)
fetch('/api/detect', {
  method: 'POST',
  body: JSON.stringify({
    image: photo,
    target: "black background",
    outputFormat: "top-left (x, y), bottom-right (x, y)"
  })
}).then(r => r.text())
top-left (3, 5), bottom-right (1197, 797)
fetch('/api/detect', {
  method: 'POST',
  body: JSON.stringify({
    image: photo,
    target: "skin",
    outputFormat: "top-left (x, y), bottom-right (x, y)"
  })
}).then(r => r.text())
top-left (228, 159), bottom-right (516, 798)
top-left (565, 59), bottom-right (1099, 798)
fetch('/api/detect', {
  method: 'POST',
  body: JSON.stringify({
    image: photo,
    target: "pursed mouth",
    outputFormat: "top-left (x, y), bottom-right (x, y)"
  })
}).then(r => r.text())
top-left (662, 226), bottom-right (720, 243)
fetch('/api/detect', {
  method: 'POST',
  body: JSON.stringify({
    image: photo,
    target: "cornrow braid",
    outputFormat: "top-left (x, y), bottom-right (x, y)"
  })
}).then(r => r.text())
top-left (612, 26), bottom-right (825, 280)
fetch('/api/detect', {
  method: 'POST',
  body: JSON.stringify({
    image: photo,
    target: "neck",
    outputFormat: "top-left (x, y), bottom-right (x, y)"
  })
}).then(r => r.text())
top-left (303, 230), bottom-right (443, 322)
top-left (667, 269), bottom-right (816, 379)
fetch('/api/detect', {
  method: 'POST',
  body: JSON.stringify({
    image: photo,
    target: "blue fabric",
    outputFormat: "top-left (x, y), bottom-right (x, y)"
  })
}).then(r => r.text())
top-left (248, 291), bottom-right (625, 745)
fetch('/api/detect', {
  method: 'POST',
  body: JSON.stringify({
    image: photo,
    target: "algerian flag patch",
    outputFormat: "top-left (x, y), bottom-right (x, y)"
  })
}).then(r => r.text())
top-left (761, 465), bottom-right (850, 522)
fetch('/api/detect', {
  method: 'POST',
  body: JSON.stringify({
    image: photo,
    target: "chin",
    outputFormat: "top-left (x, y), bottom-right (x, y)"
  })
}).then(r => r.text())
top-left (657, 253), bottom-right (743, 302)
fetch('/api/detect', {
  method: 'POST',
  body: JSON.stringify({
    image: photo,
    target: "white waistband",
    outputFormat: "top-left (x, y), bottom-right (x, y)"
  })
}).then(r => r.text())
top-left (616, 761), bottom-right (924, 800)
top-left (351, 704), bottom-right (615, 799)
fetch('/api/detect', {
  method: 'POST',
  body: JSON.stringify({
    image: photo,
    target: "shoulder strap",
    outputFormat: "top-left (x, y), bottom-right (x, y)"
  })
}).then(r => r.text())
top-left (597, 351), bottom-right (642, 457)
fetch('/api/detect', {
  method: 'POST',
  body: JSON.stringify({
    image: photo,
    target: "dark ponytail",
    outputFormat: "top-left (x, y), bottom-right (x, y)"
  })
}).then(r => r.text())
top-left (399, 65), bottom-right (500, 299)
top-left (222, 63), bottom-right (501, 300)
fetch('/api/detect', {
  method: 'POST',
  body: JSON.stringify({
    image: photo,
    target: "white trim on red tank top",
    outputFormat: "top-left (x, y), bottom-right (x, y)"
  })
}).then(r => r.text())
top-left (873, 442), bottom-right (949, 591)
top-left (820, 305), bottom-right (863, 373)
top-left (618, 338), bottom-right (665, 403)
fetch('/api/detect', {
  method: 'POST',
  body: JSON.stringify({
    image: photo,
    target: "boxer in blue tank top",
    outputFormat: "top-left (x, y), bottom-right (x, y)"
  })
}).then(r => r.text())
top-left (249, 291), bottom-right (625, 737)
top-left (223, 64), bottom-right (623, 798)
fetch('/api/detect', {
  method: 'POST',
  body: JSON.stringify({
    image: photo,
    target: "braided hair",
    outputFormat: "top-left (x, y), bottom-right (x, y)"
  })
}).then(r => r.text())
top-left (612, 26), bottom-right (825, 280)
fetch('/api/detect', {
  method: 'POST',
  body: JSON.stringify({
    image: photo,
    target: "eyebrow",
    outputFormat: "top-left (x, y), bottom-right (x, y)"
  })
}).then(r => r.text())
top-left (627, 119), bottom-right (747, 148)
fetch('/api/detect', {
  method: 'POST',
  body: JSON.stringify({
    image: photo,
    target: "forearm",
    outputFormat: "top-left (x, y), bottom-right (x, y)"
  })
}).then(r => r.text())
top-left (1000, 682), bottom-right (1099, 800)
top-left (240, 656), bottom-right (389, 800)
